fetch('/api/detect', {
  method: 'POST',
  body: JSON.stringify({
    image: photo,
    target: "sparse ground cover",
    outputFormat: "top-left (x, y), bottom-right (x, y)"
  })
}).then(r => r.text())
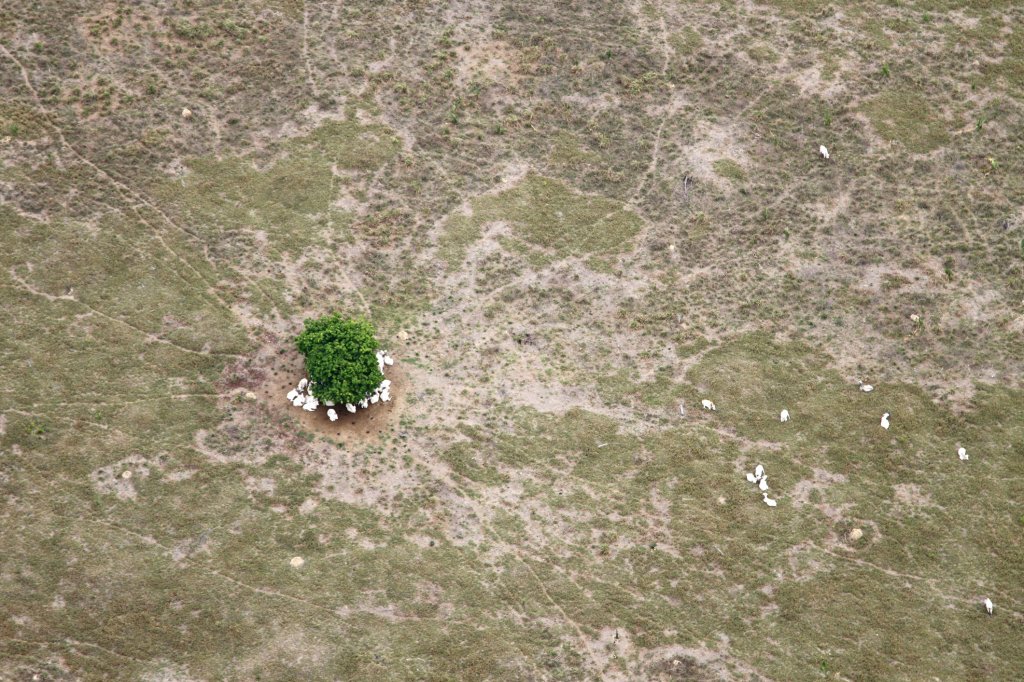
top-left (1, 0), bottom-right (1023, 679)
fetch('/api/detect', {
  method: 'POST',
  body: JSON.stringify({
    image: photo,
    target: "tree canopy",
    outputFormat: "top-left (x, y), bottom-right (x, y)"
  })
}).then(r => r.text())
top-left (295, 314), bottom-right (384, 405)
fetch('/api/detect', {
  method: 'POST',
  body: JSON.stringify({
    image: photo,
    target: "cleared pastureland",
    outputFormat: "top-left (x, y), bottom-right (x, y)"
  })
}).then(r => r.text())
top-left (2, 0), bottom-right (1023, 679)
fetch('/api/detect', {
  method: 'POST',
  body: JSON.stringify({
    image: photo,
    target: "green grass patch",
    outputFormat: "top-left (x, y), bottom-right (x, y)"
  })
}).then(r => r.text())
top-left (712, 158), bottom-right (746, 183)
top-left (296, 119), bottom-right (401, 172)
top-left (669, 27), bottom-right (703, 57)
top-left (440, 442), bottom-right (509, 486)
top-left (547, 131), bottom-right (602, 169)
top-left (151, 119), bottom-right (396, 263)
top-left (439, 174), bottom-right (642, 266)
top-left (862, 91), bottom-right (950, 153)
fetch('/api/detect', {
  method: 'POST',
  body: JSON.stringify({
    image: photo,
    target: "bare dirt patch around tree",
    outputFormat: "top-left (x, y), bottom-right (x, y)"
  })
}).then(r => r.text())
top-left (257, 345), bottom-right (406, 446)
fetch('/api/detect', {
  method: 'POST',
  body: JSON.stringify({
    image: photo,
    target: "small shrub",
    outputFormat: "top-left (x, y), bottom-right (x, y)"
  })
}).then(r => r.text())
top-left (295, 314), bottom-right (384, 405)
top-left (172, 20), bottom-right (215, 41)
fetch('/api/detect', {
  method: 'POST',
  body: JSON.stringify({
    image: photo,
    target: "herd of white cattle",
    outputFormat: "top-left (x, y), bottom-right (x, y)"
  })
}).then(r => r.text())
top-left (696, 377), bottom-right (991, 613)
top-left (285, 350), bottom-right (394, 422)
top-left (744, 462), bottom-right (777, 507)
top-left (281, 355), bottom-right (992, 612)
top-left (694, 380), bottom-right (973, 510)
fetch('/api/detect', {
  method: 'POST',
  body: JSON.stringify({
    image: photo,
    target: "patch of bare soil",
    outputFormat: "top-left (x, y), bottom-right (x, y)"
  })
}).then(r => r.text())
top-left (644, 653), bottom-right (715, 681)
top-left (453, 40), bottom-right (521, 88)
top-left (257, 346), bottom-right (406, 446)
top-left (809, 188), bottom-right (851, 224)
top-left (90, 453), bottom-right (154, 501)
top-left (789, 467), bottom-right (847, 506)
top-left (311, 437), bottom-right (425, 509)
top-left (232, 627), bottom-right (328, 680)
top-left (853, 259), bottom-right (945, 296)
top-left (788, 468), bottom-right (883, 550)
top-left (892, 483), bottom-right (936, 510)
top-left (785, 540), bottom-right (830, 582)
top-left (639, 637), bottom-right (764, 681)
top-left (415, 216), bottom-right (657, 433)
top-left (678, 120), bottom-right (751, 189)
top-left (586, 626), bottom-right (635, 681)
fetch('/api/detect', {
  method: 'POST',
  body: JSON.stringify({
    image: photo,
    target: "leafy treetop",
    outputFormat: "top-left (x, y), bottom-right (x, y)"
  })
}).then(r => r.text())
top-left (295, 314), bottom-right (384, 406)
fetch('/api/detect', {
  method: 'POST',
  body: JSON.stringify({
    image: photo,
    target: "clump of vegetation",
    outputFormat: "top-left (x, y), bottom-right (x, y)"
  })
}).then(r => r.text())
top-left (861, 90), bottom-right (949, 153)
top-left (295, 314), bottom-right (384, 405)
top-left (713, 158), bottom-right (747, 182)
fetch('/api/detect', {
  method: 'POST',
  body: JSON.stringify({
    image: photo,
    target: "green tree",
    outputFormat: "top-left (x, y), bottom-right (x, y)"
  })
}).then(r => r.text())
top-left (295, 314), bottom-right (384, 405)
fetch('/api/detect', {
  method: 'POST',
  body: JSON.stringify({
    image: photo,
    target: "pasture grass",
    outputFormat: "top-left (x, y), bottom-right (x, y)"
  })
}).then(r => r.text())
top-left (2, 0), bottom-right (1023, 678)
